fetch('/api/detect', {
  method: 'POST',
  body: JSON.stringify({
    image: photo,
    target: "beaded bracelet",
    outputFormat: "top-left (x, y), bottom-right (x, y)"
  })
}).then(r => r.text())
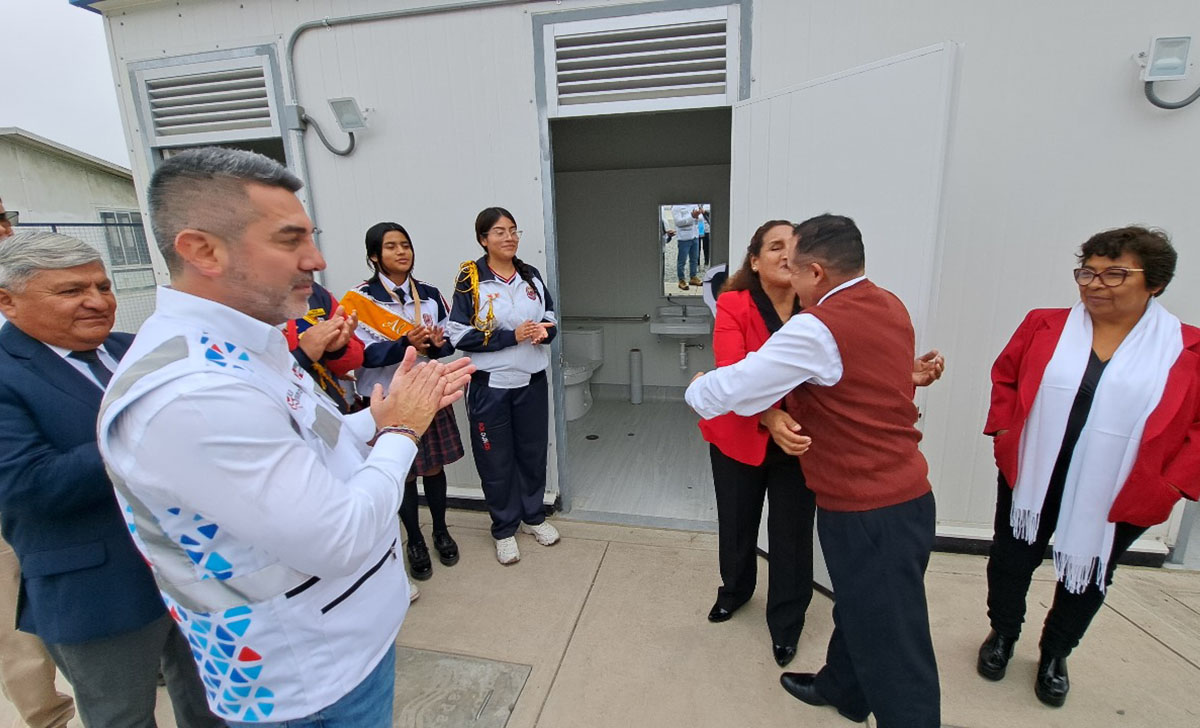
top-left (369, 424), bottom-right (420, 446)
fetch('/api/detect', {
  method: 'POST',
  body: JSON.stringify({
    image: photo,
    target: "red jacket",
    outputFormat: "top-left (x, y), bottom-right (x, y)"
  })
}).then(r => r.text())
top-left (698, 289), bottom-right (775, 465)
top-left (986, 308), bottom-right (1200, 527)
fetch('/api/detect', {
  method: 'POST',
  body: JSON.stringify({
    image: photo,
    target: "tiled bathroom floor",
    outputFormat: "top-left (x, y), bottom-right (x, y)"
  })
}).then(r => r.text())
top-left (562, 398), bottom-right (716, 529)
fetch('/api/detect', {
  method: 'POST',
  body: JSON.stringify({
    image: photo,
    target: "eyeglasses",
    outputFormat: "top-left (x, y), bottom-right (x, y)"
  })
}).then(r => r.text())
top-left (0, 211), bottom-right (18, 224)
top-left (1073, 267), bottom-right (1144, 287)
top-left (488, 227), bottom-right (521, 239)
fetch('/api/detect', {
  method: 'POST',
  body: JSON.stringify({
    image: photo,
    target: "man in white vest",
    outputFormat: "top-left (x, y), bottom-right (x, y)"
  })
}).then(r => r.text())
top-left (98, 147), bottom-right (473, 727)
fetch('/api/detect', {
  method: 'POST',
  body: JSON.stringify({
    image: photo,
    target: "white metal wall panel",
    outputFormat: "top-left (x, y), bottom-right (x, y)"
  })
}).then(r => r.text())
top-left (729, 44), bottom-right (957, 352)
top-left (742, 0), bottom-right (1200, 549)
top-left (733, 45), bottom-right (957, 562)
top-left (290, 7), bottom-right (558, 499)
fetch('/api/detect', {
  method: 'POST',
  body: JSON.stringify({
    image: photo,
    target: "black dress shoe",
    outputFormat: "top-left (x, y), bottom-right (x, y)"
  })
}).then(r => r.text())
top-left (773, 644), bottom-right (797, 668)
top-left (407, 540), bottom-right (432, 581)
top-left (779, 673), bottom-right (869, 723)
top-left (707, 602), bottom-right (736, 623)
top-left (432, 530), bottom-right (459, 566)
top-left (977, 630), bottom-right (1017, 681)
top-left (1035, 654), bottom-right (1069, 707)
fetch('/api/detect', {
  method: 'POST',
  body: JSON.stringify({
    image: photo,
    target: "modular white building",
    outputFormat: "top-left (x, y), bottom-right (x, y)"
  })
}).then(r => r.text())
top-left (74, 0), bottom-right (1200, 560)
top-left (1, 126), bottom-right (157, 331)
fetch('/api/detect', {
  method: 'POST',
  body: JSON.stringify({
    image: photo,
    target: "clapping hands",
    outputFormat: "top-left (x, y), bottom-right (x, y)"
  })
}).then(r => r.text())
top-left (371, 347), bottom-right (475, 437)
top-left (515, 320), bottom-right (554, 345)
top-left (298, 311), bottom-right (359, 361)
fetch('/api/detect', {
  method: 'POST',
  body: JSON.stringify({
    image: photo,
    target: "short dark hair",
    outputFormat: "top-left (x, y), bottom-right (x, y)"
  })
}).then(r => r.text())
top-left (147, 147), bottom-right (303, 272)
top-left (791, 214), bottom-right (865, 274)
top-left (1078, 226), bottom-right (1176, 297)
top-left (364, 222), bottom-right (412, 275)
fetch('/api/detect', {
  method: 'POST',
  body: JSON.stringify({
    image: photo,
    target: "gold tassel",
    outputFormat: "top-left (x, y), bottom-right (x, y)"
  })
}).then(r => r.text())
top-left (456, 260), bottom-right (496, 345)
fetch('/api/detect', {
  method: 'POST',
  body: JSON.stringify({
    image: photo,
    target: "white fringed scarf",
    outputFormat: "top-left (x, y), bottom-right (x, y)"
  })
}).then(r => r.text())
top-left (1011, 300), bottom-right (1181, 593)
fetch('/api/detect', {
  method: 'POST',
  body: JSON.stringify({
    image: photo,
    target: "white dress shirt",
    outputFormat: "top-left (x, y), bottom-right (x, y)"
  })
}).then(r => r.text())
top-left (685, 277), bottom-right (868, 419)
top-left (46, 342), bottom-right (119, 390)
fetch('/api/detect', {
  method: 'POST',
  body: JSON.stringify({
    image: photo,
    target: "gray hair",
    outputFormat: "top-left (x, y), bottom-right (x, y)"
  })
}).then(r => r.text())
top-left (0, 231), bottom-right (103, 291)
top-left (147, 147), bottom-right (303, 272)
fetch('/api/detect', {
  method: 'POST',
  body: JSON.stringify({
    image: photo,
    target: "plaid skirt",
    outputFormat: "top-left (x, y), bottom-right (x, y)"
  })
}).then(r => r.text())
top-left (412, 405), bottom-right (465, 476)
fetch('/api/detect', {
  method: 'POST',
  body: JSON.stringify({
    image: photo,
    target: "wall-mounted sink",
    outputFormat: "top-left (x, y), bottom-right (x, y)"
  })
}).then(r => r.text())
top-left (649, 319), bottom-right (711, 337)
top-left (650, 305), bottom-right (712, 339)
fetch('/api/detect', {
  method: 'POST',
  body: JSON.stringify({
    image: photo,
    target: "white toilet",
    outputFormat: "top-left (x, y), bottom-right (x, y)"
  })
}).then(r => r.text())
top-left (562, 327), bottom-right (604, 421)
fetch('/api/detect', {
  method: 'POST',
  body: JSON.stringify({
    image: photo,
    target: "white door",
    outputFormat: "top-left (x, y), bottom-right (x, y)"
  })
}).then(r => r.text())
top-left (737, 44), bottom-right (961, 591)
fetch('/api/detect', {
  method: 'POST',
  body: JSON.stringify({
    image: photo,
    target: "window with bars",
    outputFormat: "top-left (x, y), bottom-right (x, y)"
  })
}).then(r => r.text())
top-left (99, 211), bottom-right (153, 268)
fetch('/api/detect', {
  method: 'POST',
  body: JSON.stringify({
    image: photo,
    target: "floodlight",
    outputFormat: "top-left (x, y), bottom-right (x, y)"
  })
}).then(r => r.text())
top-left (1142, 36), bottom-right (1192, 82)
top-left (328, 97), bottom-right (368, 132)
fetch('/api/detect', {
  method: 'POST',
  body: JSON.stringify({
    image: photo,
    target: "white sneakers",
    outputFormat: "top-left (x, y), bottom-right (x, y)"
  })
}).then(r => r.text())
top-left (520, 520), bottom-right (561, 546)
top-left (494, 536), bottom-right (520, 565)
top-left (494, 522), bottom-right (561, 564)
top-left (408, 578), bottom-right (420, 603)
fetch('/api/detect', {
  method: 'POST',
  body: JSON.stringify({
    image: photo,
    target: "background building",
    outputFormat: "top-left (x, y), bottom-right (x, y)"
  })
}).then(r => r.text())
top-left (1, 126), bottom-right (156, 331)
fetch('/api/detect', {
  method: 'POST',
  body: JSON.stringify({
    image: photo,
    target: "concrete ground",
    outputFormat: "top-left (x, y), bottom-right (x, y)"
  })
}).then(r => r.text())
top-left (4, 510), bottom-right (1199, 728)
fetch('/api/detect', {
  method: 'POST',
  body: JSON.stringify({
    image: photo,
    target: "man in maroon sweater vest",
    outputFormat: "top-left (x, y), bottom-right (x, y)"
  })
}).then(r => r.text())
top-left (686, 214), bottom-right (943, 728)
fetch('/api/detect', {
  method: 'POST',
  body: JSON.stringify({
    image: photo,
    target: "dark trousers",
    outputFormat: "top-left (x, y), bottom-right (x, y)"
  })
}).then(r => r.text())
top-left (399, 471), bottom-right (449, 545)
top-left (44, 613), bottom-right (224, 728)
top-left (815, 492), bottom-right (939, 728)
top-left (467, 372), bottom-right (549, 539)
top-left (986, 474), bottom-right (1146, 658)
top-left (709, 442), bottom-right (815, 647)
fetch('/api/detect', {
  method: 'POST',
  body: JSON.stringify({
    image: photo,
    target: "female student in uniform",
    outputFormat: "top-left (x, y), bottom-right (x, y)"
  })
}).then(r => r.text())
top-left (341, 222), bottom-right (464, 582)
top-left (700, 220), bottom-right (816, 668)
top-left (447, 207), bottom-right (559, 565)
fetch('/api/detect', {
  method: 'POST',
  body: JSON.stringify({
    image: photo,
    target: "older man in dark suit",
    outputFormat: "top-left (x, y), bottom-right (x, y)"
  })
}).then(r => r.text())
top-left (0, 231), bottom-right (222, 728)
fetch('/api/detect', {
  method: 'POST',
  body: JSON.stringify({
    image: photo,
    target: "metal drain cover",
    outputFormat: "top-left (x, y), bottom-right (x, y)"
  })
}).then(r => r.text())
top-left (393, 646), bottom-right (531, 727)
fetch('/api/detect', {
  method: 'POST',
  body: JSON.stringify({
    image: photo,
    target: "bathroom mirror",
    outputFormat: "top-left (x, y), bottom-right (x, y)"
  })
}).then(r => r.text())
top-left (659, 203), bottom-right (712, 296)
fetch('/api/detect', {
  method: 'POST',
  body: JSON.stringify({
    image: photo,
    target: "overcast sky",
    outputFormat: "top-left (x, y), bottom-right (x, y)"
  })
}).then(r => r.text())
top-left (1, 0), bottom-right (131, 167)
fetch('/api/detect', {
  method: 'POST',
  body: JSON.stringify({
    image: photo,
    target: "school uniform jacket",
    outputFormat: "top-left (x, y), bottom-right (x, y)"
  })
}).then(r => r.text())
top-left (446, 257), bottom-right (557, 389)
top-left (284, 283), bottom-right (364, 410)
top-left (349, 274), bottom-right (454, 397)
top-left (986, 308), bottom-right (1200, 527)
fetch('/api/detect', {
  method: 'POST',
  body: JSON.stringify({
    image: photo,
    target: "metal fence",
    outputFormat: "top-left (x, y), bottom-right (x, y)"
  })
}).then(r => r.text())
top-left (15, 222), bottom-right (158, 333)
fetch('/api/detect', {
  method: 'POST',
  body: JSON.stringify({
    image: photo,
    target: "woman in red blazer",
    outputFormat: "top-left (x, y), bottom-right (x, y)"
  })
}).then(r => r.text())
top-left (978, 226), bottom-right (1200, 708)
top-left (698, 220), bottom-right (816, 668)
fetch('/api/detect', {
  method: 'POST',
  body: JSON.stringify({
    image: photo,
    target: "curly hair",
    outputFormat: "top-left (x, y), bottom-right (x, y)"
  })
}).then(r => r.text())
top-left (1078, 226), bottom-right (1176, 297)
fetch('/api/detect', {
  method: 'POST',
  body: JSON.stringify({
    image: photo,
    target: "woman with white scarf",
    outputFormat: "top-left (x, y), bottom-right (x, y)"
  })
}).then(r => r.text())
top-left (977, 226), bottom-right (1200, 708)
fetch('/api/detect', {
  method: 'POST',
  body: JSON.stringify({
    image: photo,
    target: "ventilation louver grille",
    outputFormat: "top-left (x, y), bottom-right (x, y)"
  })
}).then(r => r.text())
top-left (554, 19), bottom-right (728, 108)
top-left (147, 67), bottom-right (272, 138)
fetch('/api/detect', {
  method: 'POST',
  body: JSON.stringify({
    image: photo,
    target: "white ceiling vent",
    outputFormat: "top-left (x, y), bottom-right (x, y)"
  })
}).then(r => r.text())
top-left (545, 6), bottom-right (740, 118)
top-left (135, 54), bottom-right (282, 147)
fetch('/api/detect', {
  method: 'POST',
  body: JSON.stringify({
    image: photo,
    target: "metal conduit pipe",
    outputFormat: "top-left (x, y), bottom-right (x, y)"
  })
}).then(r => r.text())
top-left (282, 0), bottom-right (545, 252)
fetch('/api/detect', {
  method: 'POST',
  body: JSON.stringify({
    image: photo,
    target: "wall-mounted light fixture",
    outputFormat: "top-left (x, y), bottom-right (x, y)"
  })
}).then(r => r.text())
top-left (327, 97), bottom-right (369, 132)
top-left (283, 96), bottom-right (367, 157)
top-left (1136, 35), bottom-right (1199, 109)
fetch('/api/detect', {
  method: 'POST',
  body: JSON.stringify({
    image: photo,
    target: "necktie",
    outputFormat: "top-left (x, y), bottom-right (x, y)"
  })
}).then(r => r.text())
top-left (69, 349), bottom-right (112, 388)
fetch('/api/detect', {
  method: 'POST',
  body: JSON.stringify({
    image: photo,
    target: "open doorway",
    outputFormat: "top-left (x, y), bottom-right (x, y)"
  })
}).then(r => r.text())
top-left (551, 107), bottom-right (731, 530)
